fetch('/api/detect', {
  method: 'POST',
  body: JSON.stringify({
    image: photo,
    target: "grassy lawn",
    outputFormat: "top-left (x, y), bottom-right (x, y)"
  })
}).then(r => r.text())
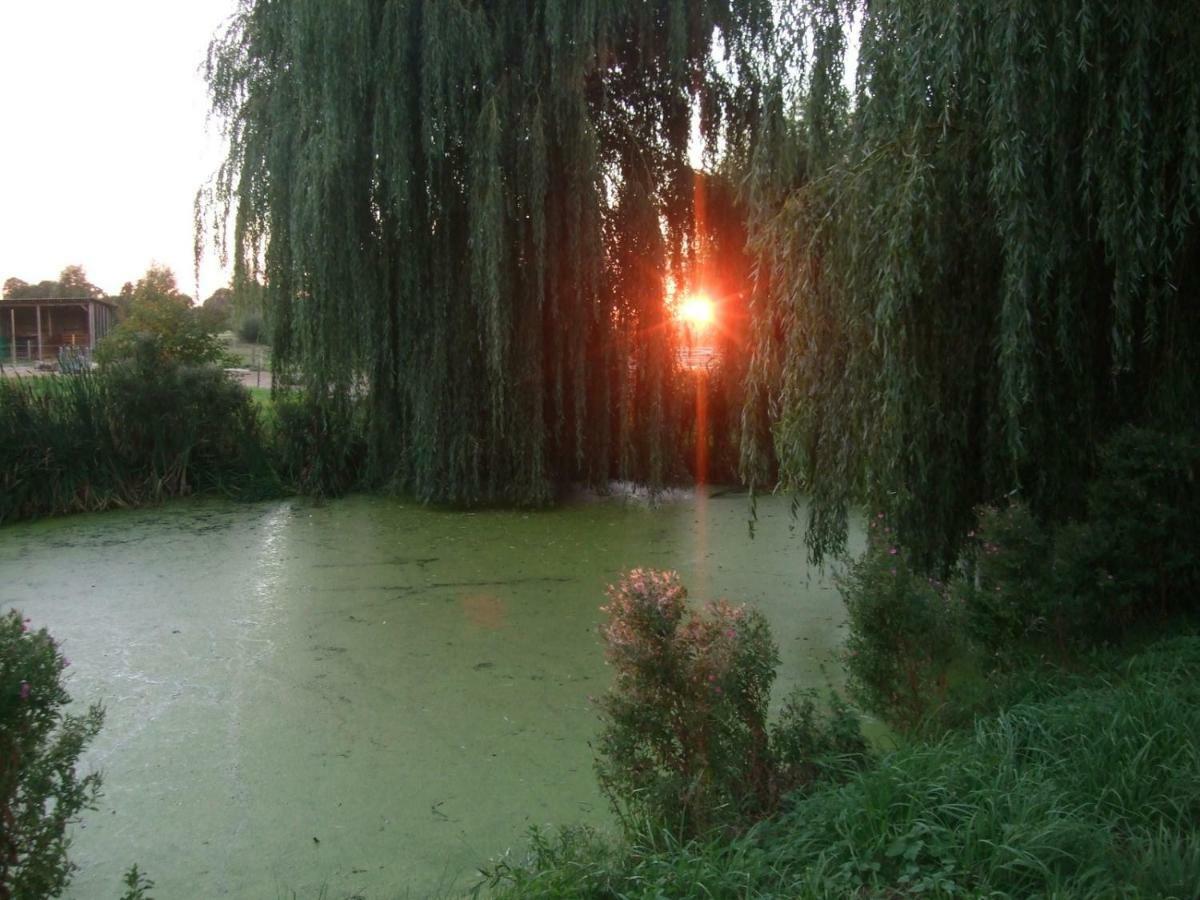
top-left (246, 386), bottom-right (272, 408)
top-left (485, 636), bottom-right (1200, 899)
top-left (219, 332), bottom-right (271, 371)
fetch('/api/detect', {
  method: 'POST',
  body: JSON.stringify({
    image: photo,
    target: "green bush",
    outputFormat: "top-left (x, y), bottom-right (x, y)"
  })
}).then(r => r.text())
top-left (770, 688), bottom-right (867, 792)
top-left (96, 308), bottom-right (227, 370)
top-left (100, 347), bottom-right (274, 498)
top-left (958, 428), bottom-right (1200, 653)
top-left (957, 502), bottom-right (1059, 655)
top-left (595, 569), bottom-right (864, 837)
top-left (1075, 426), bottom-right (1200, 624)
top-left (839, 521), bottom-right (963, 731)
top-left (0, 610), bottom-right (104, 898)
top-left (236, 313), bottom-right (266, 345)
top-left (268, 391), bottom-right (366, 498)
top-left (841, 427), bottom-right (1200, 732)
top-left (0, 352), bottom-right (278, 524)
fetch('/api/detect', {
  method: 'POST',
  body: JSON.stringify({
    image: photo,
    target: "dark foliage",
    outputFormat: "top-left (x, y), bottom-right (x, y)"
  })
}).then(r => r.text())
top-left (744, 0), bottom-right (1200, 564)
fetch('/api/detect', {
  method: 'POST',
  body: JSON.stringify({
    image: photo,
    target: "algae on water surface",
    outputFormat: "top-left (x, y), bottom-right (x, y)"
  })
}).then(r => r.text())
top-left (0, 490), bottom-right (856, 898)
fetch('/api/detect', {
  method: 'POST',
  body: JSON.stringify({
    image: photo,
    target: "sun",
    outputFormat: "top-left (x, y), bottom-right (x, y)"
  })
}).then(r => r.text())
top-left (676, 293), bottom-right (715, 330)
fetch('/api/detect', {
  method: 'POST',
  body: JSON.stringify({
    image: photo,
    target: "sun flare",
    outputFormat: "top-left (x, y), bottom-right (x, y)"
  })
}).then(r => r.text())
top-left (677, 293), bottom-right (715, 329)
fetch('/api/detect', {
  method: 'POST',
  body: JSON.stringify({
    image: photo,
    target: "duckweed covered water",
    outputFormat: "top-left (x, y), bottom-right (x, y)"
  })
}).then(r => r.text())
top-left (0, 489), bottom-right (859, 898)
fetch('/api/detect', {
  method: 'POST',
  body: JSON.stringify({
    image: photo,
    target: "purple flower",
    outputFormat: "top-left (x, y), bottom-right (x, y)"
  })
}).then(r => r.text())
top-left (19, 681), bottom-right (30, 701)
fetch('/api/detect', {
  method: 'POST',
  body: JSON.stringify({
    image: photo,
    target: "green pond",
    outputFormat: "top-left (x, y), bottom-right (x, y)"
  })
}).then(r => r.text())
top-left (1, 489), bottom-right (861, 898)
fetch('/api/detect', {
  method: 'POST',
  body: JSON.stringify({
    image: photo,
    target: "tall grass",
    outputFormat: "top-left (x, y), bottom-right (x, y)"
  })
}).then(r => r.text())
top-left (481, 636), bottom-right (1200, 898)
top-left (0, 357), bottom-right (278, 524)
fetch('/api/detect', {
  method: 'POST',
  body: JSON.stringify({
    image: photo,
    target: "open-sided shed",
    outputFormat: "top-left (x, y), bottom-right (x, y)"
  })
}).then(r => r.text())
top-left (0, 296), bottom-right (117, 364)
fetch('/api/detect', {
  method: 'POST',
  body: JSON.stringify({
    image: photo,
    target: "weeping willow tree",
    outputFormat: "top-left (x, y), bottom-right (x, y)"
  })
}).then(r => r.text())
top-left (202, 0), bottom-right (774, 504)
top-left (744, 0), bottom-right (1200, 563)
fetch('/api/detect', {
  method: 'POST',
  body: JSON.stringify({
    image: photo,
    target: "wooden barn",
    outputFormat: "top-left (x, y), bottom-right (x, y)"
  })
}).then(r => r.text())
top-left (0, 296), bottom-right (117, 364)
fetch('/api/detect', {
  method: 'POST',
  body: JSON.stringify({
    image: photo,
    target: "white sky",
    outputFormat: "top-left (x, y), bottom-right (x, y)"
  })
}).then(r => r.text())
top-left (0, 0), bottom-right (238, 302)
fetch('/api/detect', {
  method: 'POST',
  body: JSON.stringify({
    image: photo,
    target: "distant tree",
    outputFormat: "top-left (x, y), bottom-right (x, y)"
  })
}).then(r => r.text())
top-left (3, 277), bottom-right (29, 299)
top-left (96, 266), bottom-right (225, 367)
top-left (56, 265), bottom-right (103, 299)
top-left (131, 265), bottom-right (192, 307)
top-left (199, 287), bottom-right (234, 331)
top-left (2, 266), bottom-right (103, 300)
top-left (112, 282), bottom-right (136, 321)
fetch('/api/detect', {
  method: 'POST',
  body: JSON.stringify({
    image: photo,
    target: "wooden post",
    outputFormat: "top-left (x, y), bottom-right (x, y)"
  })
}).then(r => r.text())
top-left (87, 302), bottom-right (96, 350)
top-left (36, 304), bottom-right (43, 361)
top-left (8, 308), bottom-right (14, 364)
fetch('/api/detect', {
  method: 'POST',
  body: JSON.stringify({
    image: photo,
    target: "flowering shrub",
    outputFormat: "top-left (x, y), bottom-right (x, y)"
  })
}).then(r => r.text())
top-left (957, 502), bottom-right (1058, 656)
top-left (0, 609), bottom-right (104, 899)
top-left (963, 427), bottom-right (1199, 651)
top-left (595, 569), bottom-right (865, 836)
top-left (839, 519), bottom-right (962, 731)
top-left (842, 429), bottom-right (1200, 730)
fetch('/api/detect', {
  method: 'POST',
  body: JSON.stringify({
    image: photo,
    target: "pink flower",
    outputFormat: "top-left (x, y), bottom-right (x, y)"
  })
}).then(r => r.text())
top-left (19, 681), bottom-right (30, 700)
top-left (888, 547), bottom-right (898, 556)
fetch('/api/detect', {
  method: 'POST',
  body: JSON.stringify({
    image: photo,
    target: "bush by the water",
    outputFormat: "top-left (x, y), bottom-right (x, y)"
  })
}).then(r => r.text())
top-left (0, 609), bottom-right (104, 899)
top-left (838, 521), bottom-right (964, 732)
top-left (595, 570), bottom-right (865, 837)
top-left (269, 390), bottom-right (367, 498)
top-left (967, 428), bottom-right (1198, 651)
top-left (0, 346), bottom-right (277, 524)
top-left (839, 427), bottom-right (1200, 732)
top-left (483, 636), bottom-right (1200, 898)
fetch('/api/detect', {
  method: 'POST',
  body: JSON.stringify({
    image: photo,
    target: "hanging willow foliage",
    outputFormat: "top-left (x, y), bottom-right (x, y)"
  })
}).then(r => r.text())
top-left (202, 0), bottom-right (774, 505)
top-left (744, 0), bottom-right (1200, 564)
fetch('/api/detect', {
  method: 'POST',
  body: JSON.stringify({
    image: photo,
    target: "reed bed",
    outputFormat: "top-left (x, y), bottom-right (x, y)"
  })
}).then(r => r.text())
top-left (0, 360), bottom-right (278, 524)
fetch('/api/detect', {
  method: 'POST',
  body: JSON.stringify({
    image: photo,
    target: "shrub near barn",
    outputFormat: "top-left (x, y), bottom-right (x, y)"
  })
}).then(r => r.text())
top-left (96, 265), bottom-right (226, 368)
